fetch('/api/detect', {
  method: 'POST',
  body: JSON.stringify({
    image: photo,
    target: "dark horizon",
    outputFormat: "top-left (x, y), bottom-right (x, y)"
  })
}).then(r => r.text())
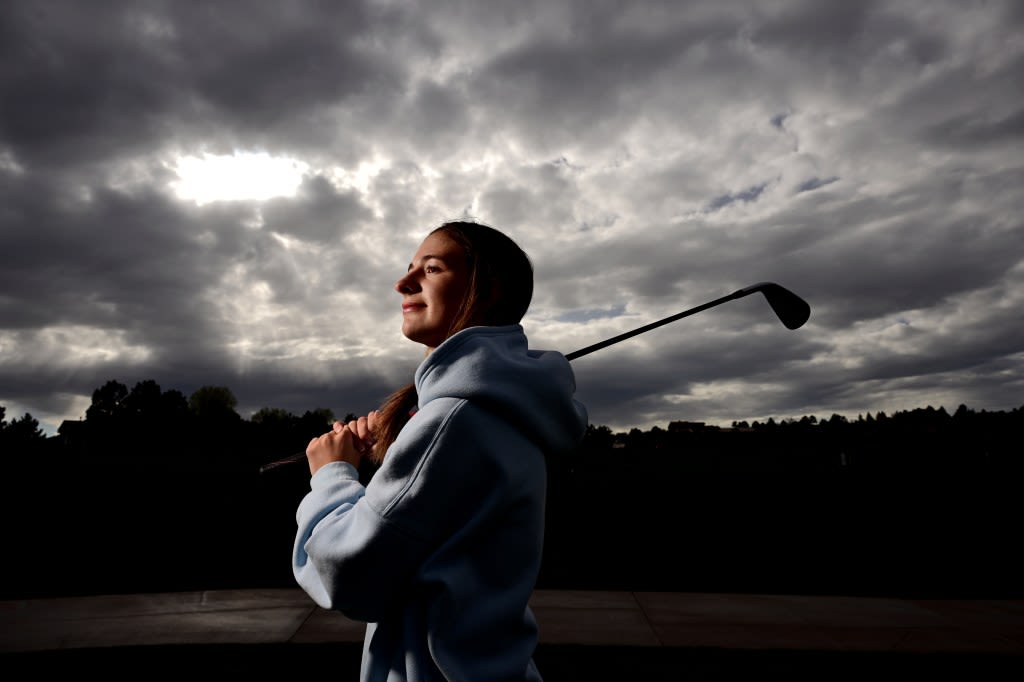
top-left (3, 388), bottom-right (1021, 603)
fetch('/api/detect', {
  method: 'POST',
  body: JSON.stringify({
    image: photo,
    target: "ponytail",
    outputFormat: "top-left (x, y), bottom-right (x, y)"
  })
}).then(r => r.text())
top-left (370, 382), bottom-right (418, 464)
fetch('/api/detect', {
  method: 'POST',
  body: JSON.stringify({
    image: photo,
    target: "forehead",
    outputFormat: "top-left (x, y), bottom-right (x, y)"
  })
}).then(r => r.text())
top-left (411, 231), bottom-right (464, 263)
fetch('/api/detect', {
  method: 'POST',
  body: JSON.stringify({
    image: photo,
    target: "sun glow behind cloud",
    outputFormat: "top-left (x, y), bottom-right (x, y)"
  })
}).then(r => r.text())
top-left (170, 151), bottom-right (309, 204)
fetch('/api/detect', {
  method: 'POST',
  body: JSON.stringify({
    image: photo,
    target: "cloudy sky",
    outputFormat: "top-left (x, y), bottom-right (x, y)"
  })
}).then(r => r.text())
top-left (2, 0), bottom-right (1021, 438)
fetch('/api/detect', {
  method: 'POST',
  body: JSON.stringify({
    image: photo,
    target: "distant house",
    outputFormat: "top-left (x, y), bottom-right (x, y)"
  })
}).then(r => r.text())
top-left (668, 420), bottom-right (713, 433)
top-left (58, 420), bottom-right (86, 449)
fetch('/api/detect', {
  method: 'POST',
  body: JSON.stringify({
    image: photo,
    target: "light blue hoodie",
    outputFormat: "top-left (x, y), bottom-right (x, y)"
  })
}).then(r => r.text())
top-left (293, 325), bottom-right (588, 681)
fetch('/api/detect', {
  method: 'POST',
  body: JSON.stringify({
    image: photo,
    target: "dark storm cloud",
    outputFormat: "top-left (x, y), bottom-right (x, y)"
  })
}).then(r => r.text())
top-left (0, 0), bottom-right (398, 168)
top-left (0, 170), bottom-right (220, 335)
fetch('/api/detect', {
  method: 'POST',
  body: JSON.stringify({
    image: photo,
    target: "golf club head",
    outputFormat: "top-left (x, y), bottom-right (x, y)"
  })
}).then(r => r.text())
top-left (742, 282), bottom-right (811, 330)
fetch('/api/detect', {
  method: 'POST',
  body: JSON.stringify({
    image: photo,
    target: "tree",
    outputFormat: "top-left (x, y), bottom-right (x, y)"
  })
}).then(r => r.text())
top-left (312, 408), bottom-right (338, 425)
top-left (85, 380), bottom-right (129, 422)
top-left (160, 389), bottom-right (191, 422)
top-left (298, 408), bottom-right (336, 434)
top-left (188, 385), bottom-right (240, 421)
top-left (251, 407), bottom-right (295, 425)
top-left (1, 411), bottom-right (47, 455)
top-left (9, 412), bottom-right (44, 438)
top-left (3, 410), bottom-right (42, 436)
top-left (123, 380), bottom-right (164, 420)
top-left (582, 424), bottom-right (613, 451)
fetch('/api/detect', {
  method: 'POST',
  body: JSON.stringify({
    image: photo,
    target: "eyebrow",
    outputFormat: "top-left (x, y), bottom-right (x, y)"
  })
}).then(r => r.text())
top-left (407, 254), bottom-right (448, 271)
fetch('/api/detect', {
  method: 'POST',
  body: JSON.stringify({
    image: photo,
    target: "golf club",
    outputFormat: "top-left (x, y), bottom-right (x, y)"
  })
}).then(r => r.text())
top-left (565, 281), bottom-right (809, 360)
top-left (259, 281), bottom-right (810, 473)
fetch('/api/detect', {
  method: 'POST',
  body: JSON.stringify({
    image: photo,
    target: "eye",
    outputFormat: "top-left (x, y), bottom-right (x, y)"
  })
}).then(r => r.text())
top-left (425, 264), bottom-right (441, 273)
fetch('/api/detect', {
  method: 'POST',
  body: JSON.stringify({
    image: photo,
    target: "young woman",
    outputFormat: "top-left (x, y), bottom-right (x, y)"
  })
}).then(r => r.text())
top-left (292, 221), bottom-right (588, 681)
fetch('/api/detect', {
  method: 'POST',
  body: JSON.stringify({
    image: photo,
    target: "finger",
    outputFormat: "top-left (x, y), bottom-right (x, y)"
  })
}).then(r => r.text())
top-left (357, 415), bottom-right (373, 441)
top-left (307, 433), bottom-right (330, 455)
top-left (345, 419), bottom-right (365, 453)
top-left (347, 418), bottom-right (366, 443)
top-left (366, 410), bottom-right (380, 442)
top-left (333, 420), bottom-right (345, 433)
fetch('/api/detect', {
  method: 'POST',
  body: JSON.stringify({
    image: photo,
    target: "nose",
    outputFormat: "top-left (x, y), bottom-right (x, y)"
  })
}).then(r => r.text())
top-left (395, 270), bottom-right (418, 294)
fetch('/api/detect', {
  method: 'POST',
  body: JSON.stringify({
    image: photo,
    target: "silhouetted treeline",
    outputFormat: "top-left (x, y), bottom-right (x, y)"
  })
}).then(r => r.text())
top-left (1, 379), bottom-right (1021, 601)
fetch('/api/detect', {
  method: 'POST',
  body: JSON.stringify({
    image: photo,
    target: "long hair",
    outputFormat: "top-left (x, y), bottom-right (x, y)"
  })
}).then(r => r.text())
top-left (369, 221), bottom-right (533, 463)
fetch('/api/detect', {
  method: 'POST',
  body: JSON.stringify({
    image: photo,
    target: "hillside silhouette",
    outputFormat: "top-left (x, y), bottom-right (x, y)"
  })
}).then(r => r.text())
top-left (2, 379), bottom-right (1021, 600)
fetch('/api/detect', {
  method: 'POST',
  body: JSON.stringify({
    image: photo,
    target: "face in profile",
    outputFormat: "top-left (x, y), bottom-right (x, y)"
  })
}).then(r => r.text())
top-left (394, 231), bottom-right (470, 350)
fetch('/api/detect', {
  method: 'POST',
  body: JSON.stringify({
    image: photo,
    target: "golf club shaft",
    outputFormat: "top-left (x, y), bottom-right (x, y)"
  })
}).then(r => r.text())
top-left (565, 287), bottom-right (749, 361)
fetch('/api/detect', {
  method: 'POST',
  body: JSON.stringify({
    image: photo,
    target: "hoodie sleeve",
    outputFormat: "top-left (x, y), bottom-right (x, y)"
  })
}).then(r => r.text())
top-left (291, 452), bottom-right (433, 618)
top-left (292, 399), bottom-right (468, 614)
top-left (291, 460), bottom-right (364, 609)
top-left (292, 397), bottom-right (502, 620)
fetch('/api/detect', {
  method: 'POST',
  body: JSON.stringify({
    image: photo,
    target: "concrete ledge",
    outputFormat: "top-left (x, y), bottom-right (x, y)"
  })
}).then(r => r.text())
top-left (3, 589), bottom-right (1024, 657)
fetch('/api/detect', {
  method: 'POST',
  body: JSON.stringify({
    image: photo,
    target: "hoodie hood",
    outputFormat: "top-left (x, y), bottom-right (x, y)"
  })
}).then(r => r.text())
top-left (415, 324), bottom-right (588, 455)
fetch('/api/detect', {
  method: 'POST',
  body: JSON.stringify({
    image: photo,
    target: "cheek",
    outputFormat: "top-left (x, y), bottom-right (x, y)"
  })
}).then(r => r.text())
top-left (444, 287), bottom-right (465, 310)
top-left (439, 278), bottom-right (467, 310)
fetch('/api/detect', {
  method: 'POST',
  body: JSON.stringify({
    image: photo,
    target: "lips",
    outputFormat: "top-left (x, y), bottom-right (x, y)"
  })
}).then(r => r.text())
top-left (402, 302), bottom-right (425, 313)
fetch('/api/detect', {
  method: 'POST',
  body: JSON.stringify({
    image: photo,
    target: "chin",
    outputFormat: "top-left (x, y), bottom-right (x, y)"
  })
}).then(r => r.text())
top-left (402, 328), bottom-right (435, 347)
